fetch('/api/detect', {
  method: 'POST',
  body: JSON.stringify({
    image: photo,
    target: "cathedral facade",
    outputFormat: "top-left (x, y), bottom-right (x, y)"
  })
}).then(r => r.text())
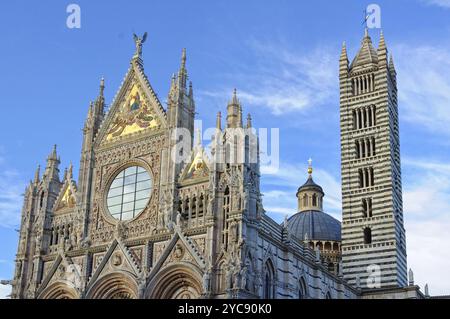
top-left (9, 30), bottom-right (423, 299)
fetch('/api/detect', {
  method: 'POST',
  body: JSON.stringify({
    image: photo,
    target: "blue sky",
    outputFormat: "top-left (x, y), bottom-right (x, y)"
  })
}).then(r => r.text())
top-left (1, 0), bottom-right (450, 297)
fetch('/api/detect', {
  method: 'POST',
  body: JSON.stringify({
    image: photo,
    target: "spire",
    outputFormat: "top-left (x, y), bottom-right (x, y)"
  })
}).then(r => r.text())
top-left (48, 144), bottom-right (57, 162)
top-left (246, 113), bottom-right (252, 128)
top-left (33, 165), bottom-right (40, 185)
top-left (99, 77), bottom-right (105, 97)
top-left (44, 145), bottom-right (60, 182)
top-left (216, 111), bottom-right (222, 130)
top-left (178, 48), bottom-right (188, 90)
top-left (389, 54), bottom-right (396, 77)
top-left (377, 30), bottom-right (388, 66)
top-left (350, 27), bottom-right (378, 69)
top-left (227, 89), bottom-right (242, 128)
top-left (340, 41), bottom-right (348, 61)
top-left (378, 30), bottom-right (386, 51)
top-left (425, 284), bottom-right (430, 297)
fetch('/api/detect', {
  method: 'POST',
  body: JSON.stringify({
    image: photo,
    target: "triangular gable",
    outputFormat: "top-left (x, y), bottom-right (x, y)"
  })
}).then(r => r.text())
top-left (37, 253), bottom-right (83, 296)
top-left (147, 229), bottom-right (206, 283)
top-left (178, 146), bottom-right (210, 184)
top-left (53, 179), bottom-right (78, 214)
top-left (96, 61), bottom-right (167, 146)
top-left (86, 238), bottom-right (142, 290)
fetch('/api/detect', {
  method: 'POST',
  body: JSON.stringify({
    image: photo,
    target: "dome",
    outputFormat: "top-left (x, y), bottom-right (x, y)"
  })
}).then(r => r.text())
top-left (287, 210), bottom-right (341, 242)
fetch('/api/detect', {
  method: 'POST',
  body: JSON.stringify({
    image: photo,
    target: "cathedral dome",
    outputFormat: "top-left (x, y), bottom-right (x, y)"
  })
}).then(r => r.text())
top-left (287, 210), bottom-right (341, 242)
top-left (290, 159), bottom-right (341, 242)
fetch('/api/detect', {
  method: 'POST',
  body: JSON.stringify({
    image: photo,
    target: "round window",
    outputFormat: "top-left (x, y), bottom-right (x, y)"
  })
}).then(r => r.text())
top-left (106, 166), bottom-right (153, 221)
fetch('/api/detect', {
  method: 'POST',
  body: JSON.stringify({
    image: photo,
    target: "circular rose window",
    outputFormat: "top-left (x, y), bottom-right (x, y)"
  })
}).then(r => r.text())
top-left (106, 166), bottom-right (152, 221)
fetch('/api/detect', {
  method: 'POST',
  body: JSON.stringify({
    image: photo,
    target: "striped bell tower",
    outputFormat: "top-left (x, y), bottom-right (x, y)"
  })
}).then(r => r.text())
top-left (339, 29), bottom-right (407, 289)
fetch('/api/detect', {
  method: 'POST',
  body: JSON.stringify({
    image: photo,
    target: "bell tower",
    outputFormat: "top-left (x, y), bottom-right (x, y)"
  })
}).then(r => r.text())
top-left (339, 29), bottom-right (407, 289)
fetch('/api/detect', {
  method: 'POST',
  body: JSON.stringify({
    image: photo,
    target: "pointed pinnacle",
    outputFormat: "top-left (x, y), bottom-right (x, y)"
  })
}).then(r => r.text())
top-left (246, 113), bottom-right (252, 128)
top-left (181, 48), bottom-right (186, 68)
top-left (34, 165), bottom-right (40, 184)
top-left (216, 111), bottom-right (222, 130)
top-left (378, 29), bottom-right (386, 50)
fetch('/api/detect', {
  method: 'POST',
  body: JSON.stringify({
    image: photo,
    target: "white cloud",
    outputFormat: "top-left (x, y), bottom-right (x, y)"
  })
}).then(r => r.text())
top-left (396, 44), bottom-right (450, 135)
top-left (421, 0), bottom-right (450, 8)
top-left (0, 167), bottom-right (24, 229)
top-left (403, 158), bottom-right (450, 296)
top-left (0, 283), bottom-right (12, 299)
top-left (199, 41), bottom-right (338, 116)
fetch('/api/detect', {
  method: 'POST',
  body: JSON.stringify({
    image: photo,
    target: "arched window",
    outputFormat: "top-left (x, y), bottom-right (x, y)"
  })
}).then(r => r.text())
top-left (358, 169), bottom-right (363, 188)
top-left (263, 260), bottom-right (275, 299)
top-left (355, 140), bottom-right (360, 159)
top-left (222, 187), bottom-right (230, 249)
top-left (362, 198), bottom-right (368, 218)
top-left (312, 194), bottom-right (317, 207)
top-left (364, 227), bottom-right (372, 244)
top-left (39, 191), bottom-right (45, 208)
top-left (303, 195), bottom-right (308, 208)
top-left (198, 194), bottom-right (204, 219)
top-left (298, 277), bottom-right (308, 299)
top-left (191, 196), bottom-right (197, 219)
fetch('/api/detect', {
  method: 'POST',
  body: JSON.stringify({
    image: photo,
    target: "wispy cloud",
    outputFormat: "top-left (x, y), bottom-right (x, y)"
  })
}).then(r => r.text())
top-left (402, 157), bottom-right (450, 295)
top-left (421, 0), bottom-right (450, 8)
top-left (199, 41), bottom-right (338, 116)
top-left (261, 162), bottom-right (342, 221)
top-left (0, 155), bottom-right (26, 229)
top-left (396, 44), bottom-right (450, 135)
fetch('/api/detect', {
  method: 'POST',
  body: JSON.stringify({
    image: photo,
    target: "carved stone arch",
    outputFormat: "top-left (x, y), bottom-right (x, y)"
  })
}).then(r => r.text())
top-left (298, 276), bottom-right (308, 299)
top-left (215, 258), bottom-right (227, 293)
top-left (38, 281), bottom-right (79, 299)
top-left (262, 257), bottom-right (276, 299)
top-left (87, 272), bottom-right (138, 299)
top-left (145, 262), bottom-right (203, 299)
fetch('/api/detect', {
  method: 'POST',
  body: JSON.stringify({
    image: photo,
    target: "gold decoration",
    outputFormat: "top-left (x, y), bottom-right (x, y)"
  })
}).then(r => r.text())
top-left (106, 84), bottom-right (159, 141)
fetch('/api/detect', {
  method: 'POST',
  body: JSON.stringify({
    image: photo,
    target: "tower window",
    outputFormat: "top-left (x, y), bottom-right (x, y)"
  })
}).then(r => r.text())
top-left (362, 198), bottom-right (373, 218)
top-left (364, 227), bottom-right (372, 244)
top-left (312, 194), bottom-right (317, 207)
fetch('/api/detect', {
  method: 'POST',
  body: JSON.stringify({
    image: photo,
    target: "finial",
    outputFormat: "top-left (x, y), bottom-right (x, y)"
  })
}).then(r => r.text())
top-left (364, 27), bottom-right (369, 38)
top-left (34, 165), bottom-right (40, 184)
top-left (181, 48), bottom-right (186, 67)
top-left (68, 162), bottom-right (73, 179)
top-left (132, 32), bottom-right (147, 59)
top-left (99, 77), bottom-right (105, 95)
top-left (48, 144), bottom-right (57, 161)
top-left (230, 88), bottom-right (239, 105)
top-left (216, 111), bottom-right (222, 130)
top-left (408, 268), bottom-right (414, 286)
top-left (307, 158), bottom-right (313, 175)
top-left (246, 113), bottom-right (252, 128)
